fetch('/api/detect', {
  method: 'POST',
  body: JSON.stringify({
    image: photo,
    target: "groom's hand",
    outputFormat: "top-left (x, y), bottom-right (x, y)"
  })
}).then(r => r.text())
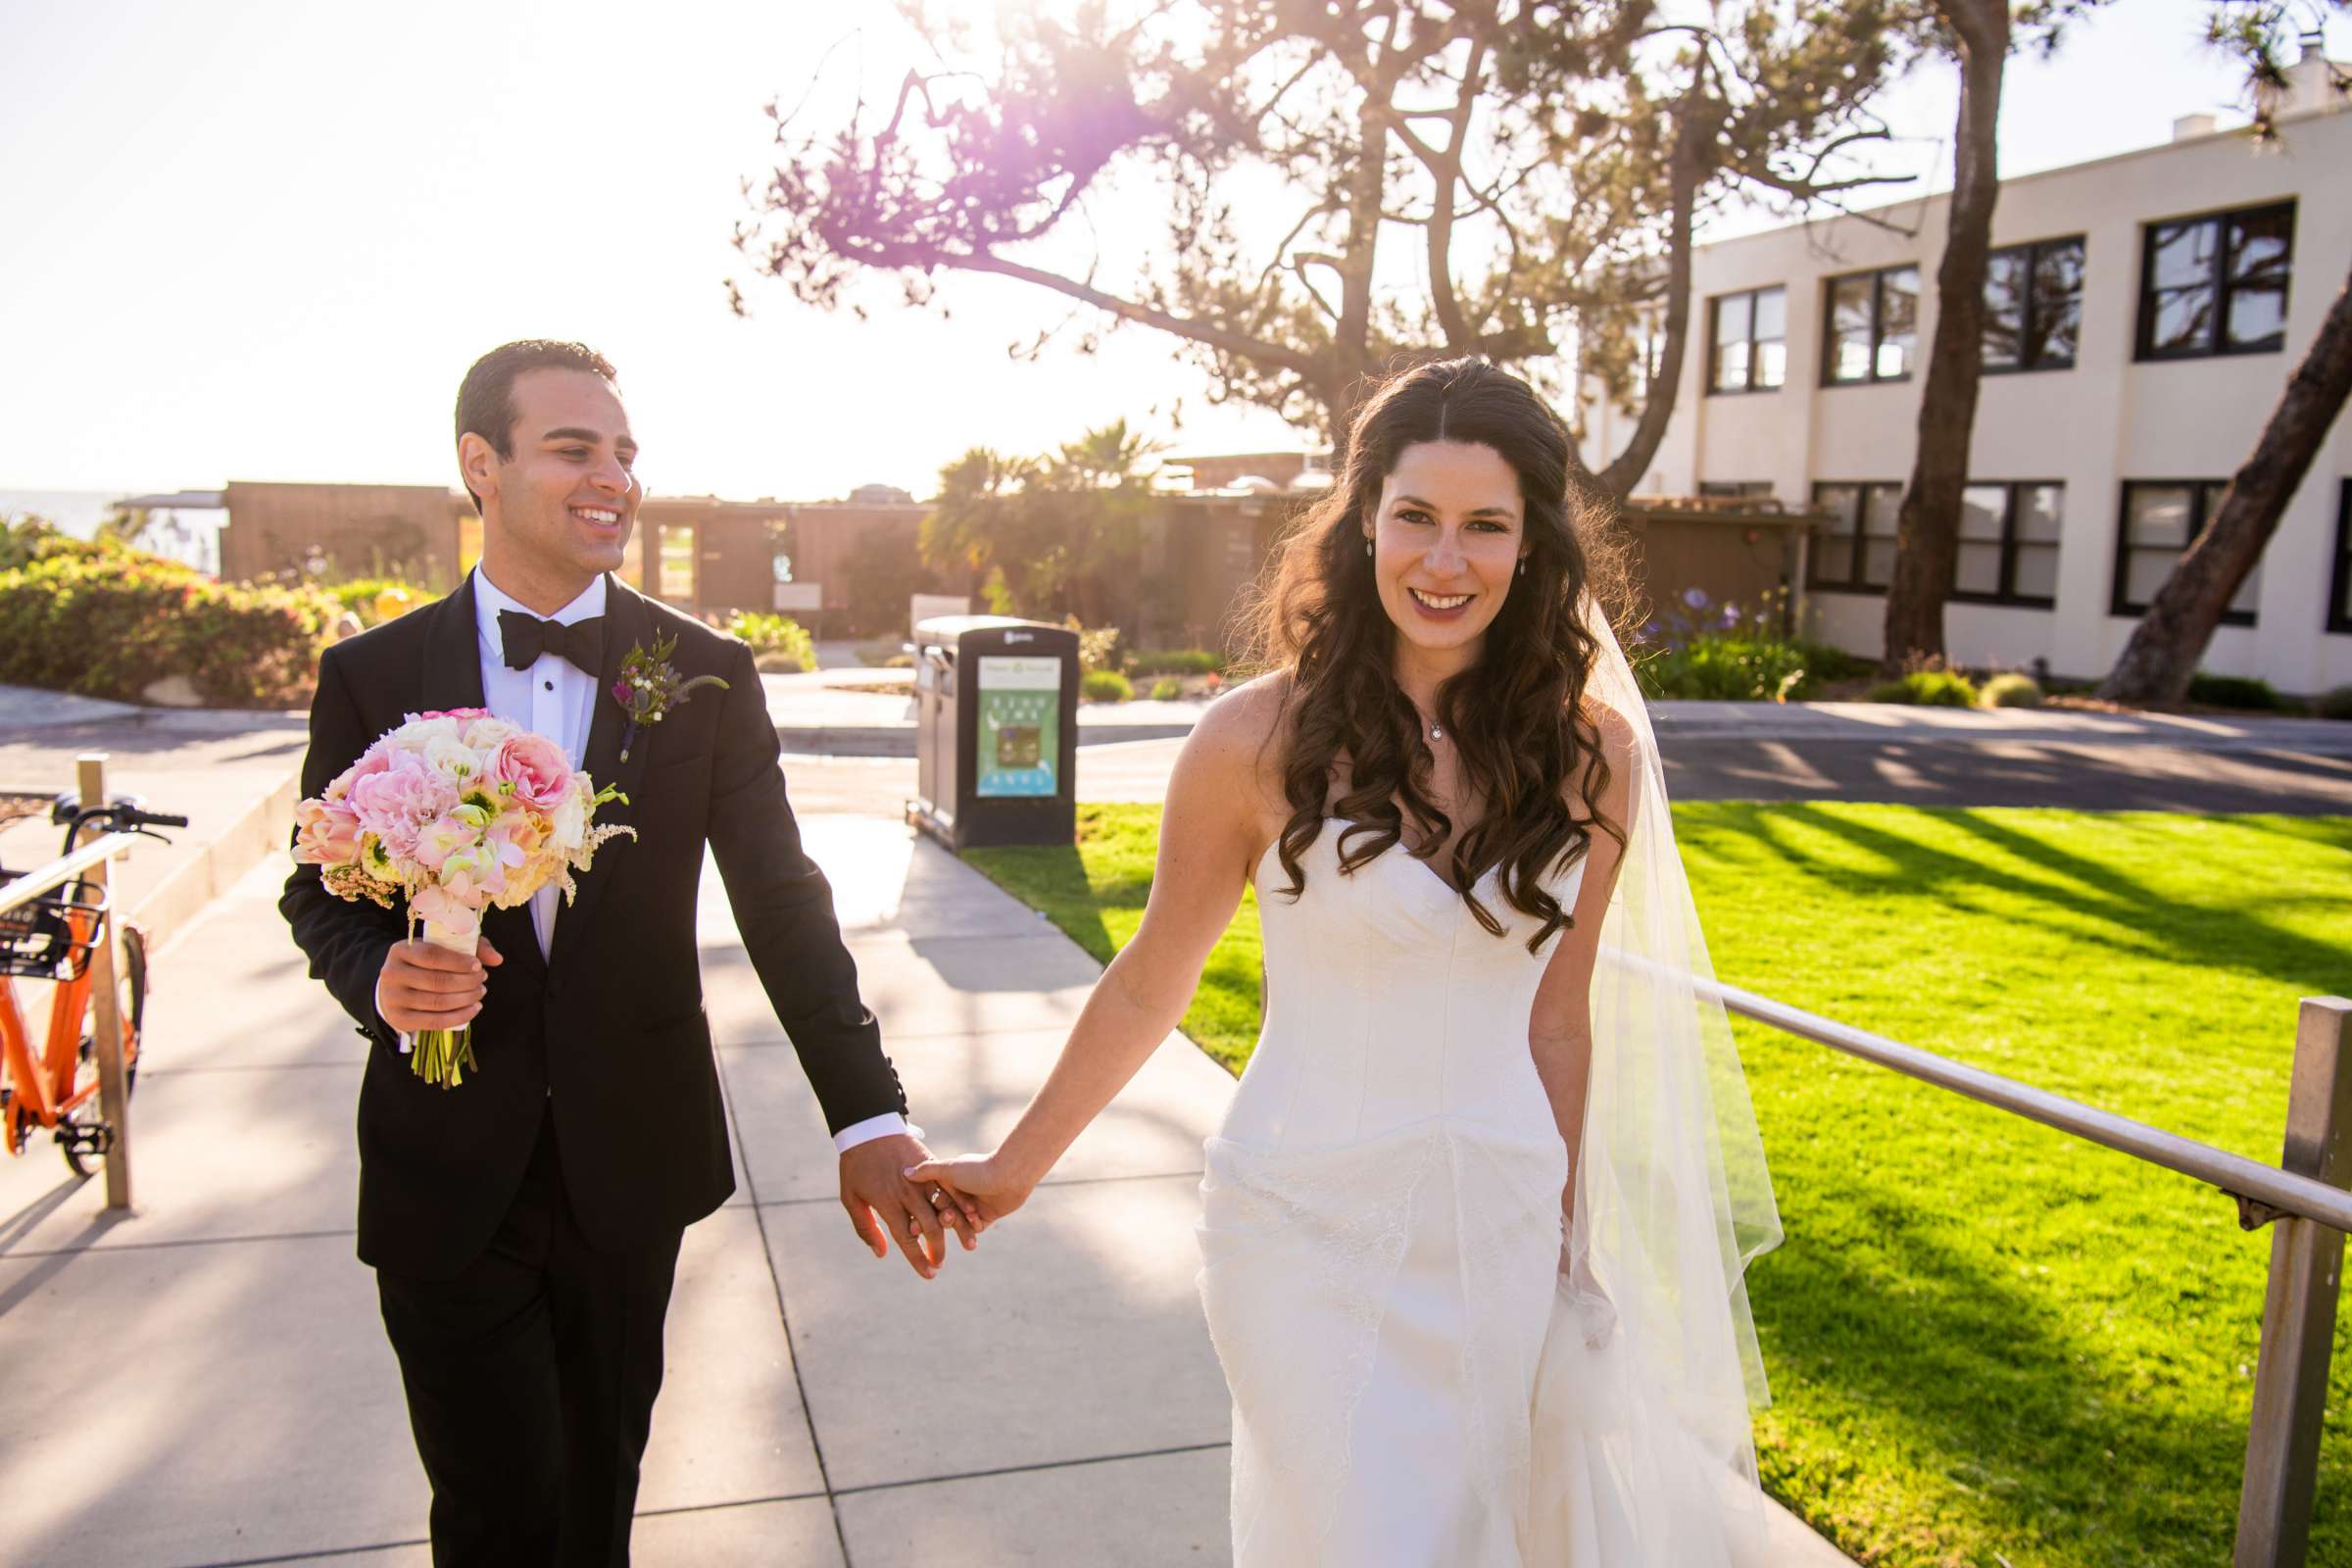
top-left (840, 1133), bottom-right (976, 1281)
top-left (375, 936), bottom-right (503, 1033)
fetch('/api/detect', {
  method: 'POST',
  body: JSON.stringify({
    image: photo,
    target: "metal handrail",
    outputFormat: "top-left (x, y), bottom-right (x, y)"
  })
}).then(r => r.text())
top-left (1608, 940), bottom-right (2348, 1568)
top-left (0, 832), bottom-right (146, 916)
top-left (1701, 974), bottom-right (2352, 1236)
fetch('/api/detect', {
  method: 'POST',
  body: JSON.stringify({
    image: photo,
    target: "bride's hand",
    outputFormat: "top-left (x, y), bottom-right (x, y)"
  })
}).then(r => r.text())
top-left (905, 1151), bottom-right (1037, 1231)
top-left (1560, 1235), bottom-right (1618, 1349)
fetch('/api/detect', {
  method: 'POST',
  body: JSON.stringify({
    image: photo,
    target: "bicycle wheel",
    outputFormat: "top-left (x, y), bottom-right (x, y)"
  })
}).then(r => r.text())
top-left (61, 925), bottom-right (145, 1180)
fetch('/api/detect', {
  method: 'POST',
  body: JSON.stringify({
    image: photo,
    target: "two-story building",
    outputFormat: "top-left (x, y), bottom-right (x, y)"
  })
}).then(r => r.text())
top-left (1586, 48), bottom-right (2351, 695)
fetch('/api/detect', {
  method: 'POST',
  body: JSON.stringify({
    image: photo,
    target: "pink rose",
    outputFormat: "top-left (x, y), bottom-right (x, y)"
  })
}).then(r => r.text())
top-left (292, 795), bottom-right (362, 865)
top-left (486, 731), bottom-right (573, 811)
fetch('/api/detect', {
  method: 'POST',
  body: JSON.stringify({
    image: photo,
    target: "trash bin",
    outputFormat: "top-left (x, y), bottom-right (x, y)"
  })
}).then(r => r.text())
top-left (906, 616), bottom-right (1080, 851)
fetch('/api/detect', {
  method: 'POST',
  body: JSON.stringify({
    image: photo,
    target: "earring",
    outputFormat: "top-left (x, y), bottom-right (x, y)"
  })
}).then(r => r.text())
top-left (1517, 559), bottom-right (1527, 576)
top-left (1364, 538), bottom-right (1373, 559)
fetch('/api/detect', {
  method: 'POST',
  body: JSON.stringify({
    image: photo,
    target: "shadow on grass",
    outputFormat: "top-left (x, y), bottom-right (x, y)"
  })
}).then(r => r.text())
top-left (1752, 1183), bottom-right (2280, 1566)
top-left (962, 844), bottom-right (1121, 965)
top-left (1734, 804), bottom-right (2352, 1000)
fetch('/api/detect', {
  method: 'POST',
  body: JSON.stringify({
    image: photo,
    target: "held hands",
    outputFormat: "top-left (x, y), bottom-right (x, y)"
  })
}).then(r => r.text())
top-left (375, 936), bottom-right (502, 1034)
top-left (841, 1133), bottom-right (981, 1281)
top-left (903, 1150), bottom-right (1040, 1232)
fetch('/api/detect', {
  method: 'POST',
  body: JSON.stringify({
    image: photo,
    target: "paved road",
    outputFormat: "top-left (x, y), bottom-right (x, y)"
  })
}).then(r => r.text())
top-left (783, 731), bottom-right (2352, 817)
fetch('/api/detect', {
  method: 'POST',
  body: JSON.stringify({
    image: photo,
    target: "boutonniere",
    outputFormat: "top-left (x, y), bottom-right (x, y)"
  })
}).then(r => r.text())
top-left (612, 630), bottom-right (729, 762)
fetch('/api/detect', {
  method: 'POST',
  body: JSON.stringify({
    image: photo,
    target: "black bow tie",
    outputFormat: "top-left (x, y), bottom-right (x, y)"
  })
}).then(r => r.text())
top-left (498, 610), bottom-right (606, 675)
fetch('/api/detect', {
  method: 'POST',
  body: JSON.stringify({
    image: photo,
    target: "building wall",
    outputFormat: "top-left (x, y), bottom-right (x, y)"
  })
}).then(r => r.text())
top-left (219, 482), bottom-right (799, 620)
top-left (635, 499), bottom-right (793, 616)
top-left (220, 481), bottom-right (466, 587)
top-left (1587, 101), bottom-right (2352, 693)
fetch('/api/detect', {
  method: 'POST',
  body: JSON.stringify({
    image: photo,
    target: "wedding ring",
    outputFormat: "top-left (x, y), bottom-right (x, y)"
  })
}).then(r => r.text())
top-left (927, 1189), bottom-right (949, 1207)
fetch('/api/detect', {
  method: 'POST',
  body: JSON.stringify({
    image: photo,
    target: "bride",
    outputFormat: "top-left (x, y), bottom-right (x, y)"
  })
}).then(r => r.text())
top-left (910, 358), bottom-right (1785, 1565)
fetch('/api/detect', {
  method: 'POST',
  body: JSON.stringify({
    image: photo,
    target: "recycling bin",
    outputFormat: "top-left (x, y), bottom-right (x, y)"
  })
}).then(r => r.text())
top-left (907, 616), bottom-right (1079, 851)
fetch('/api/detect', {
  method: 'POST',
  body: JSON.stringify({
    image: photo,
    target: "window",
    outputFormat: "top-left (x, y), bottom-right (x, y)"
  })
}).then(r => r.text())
top-left (1984, 237), bottom-right (2084, 372)
top-left (1955, 482), bottom-right (2063, 607)
top-left (1708, 286), bottom-right (1787, 394)
top-left (658, 524), bottom-right (697, 602)
top-left (2329, 480), bottom-right (2352, 636)
top-left (2115, 481), bottom-right (2259, 625)
top-left (1824, 267), bottom-right (1919, 384)
top-left (2136, 202), bottom-right (2295, 360)
top-left (1809, 481), bottom-right (1902, 593)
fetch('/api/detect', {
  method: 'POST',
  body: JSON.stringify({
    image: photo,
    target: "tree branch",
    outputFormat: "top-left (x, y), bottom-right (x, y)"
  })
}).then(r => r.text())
top-left (1421, 30), bottom-right (1491, 354)
top-left (1597, 88), bottom-right (1708, 498)
top-left (956, 250), bottom-right (1324, 379)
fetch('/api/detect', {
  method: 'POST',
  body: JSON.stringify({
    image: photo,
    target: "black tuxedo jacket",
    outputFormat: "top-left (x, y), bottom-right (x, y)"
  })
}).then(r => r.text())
top-left (280, 574), bottom-right (906, 1278)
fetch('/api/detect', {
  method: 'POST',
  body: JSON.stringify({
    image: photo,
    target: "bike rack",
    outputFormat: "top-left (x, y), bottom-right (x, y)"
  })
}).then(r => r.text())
top-left (0, 755), bottom-right (147, 1210)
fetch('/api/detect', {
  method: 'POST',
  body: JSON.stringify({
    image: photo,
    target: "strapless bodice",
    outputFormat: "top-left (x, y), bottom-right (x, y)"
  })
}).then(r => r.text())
top-left (1215, 820), bottom-right (1586, 1153)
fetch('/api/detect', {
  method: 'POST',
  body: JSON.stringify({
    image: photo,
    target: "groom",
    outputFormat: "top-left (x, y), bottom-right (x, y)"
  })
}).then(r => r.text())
top-left (280, 339), bottom-right (968, 1566)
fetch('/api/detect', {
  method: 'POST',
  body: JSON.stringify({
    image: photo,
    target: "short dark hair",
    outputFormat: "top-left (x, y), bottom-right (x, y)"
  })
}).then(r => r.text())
top-left (454, 339), bottom-right (617, 514)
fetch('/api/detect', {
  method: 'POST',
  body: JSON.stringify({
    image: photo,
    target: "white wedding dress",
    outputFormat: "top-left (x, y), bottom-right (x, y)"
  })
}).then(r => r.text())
top-left (1196, 821), bottom-right (1772, 1566)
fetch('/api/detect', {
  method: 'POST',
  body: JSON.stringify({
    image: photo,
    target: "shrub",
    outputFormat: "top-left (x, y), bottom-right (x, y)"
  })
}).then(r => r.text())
top-left (727, 611), bottom-right (817, 672)
top-left (1129, 648), bottom-right (1226, 677)
top-left (0, 548), bottom-right (335, 708)
top-left (1789, 639), bottom-right (1875, 681)
top-left (2186, 671), bottom-right (2280, 710)
top-left (1979, 672), bottom-right (2043, 709)
top-left (2319, 685), bottom-right (2352, 721)
top-left (1150, 677), bottom-right (1186, 702)
top-left (0, 514), bottom-right (103, 570)
top-left (330, 577), bottom-right (437, 627)
top-left (1636, 636), bottom-right (1813, 702)
top-left (1066, 620), bottom-right (1125, 676)
top-left (1865, 669), bottom-right (1980, 707)
top-left (1081, 669), bottom-right (1134, 703)
top-left (1630, 587), bottom-right (1823, 702)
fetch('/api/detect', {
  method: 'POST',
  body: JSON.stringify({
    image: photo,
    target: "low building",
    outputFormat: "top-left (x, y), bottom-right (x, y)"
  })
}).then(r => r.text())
top-left (1582, 48), bottom-right (2352, 694)
top-left (211, 480), bottom-right (797, 619)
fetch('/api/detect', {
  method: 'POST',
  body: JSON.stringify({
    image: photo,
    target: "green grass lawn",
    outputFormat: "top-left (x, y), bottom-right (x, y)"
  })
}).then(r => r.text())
top-left (965, 802), bottom-right (2352, 1568)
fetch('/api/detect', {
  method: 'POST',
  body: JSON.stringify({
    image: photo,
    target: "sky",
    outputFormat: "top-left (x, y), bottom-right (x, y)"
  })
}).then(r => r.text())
top-left (1, 0), bottom-right (2341, 510)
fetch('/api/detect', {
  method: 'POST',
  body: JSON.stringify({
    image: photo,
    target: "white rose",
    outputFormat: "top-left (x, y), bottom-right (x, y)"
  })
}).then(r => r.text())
top-left (464, 715), bottom-right (518, 751)
top-left (423, 733), bottom-right (481, 782)
top-left (397, 714), bottom-right (461, 749)
top-left (549, 789), bottom-right (586, 851)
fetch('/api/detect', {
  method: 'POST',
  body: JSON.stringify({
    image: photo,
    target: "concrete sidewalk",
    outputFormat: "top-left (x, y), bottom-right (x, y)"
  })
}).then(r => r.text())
top-left (0, 809), bottom-right (1852, 1566)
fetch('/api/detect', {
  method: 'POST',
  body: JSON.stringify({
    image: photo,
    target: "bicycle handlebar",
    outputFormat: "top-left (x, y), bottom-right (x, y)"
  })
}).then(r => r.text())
top-left (50, 797), bottom-right (186, 853)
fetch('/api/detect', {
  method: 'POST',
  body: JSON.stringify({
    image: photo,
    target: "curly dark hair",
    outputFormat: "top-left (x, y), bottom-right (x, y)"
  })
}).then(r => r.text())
top-left (1243, 358), bottom-right (1633, 953)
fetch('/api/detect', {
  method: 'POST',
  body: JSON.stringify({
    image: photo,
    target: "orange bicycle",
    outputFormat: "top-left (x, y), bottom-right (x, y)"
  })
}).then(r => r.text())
top-left (0, 793), bottom-right (184, 1177)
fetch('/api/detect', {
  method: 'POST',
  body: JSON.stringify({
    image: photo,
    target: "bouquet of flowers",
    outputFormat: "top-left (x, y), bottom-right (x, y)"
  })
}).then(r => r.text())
top-left (291, 708), bottom-right (634, 1087)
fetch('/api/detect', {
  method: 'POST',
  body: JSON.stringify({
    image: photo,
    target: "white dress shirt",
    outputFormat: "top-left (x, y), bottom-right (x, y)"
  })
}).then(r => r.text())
top-left (381, 567), bottom-right (912, 1153)
top-left (470, 567), bottom-right (604, 957)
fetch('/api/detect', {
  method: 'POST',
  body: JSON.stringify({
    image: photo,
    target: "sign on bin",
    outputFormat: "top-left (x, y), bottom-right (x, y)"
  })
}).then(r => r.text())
top-left (976, 655), bottom-right (1061, 798)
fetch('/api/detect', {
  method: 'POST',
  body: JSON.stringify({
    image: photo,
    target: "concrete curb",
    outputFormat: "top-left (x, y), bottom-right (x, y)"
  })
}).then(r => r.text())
top-left (775, 722), bottom-right (1199, 757)
top-left (128, 767), bottom-right (298, 953)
